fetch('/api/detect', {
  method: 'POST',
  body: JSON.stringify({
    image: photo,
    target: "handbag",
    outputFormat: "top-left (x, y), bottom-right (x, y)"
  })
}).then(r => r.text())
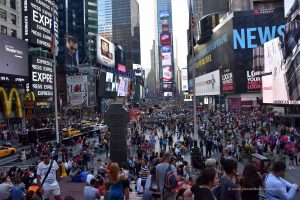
top-left (41, 159), bottom-right (54, 187)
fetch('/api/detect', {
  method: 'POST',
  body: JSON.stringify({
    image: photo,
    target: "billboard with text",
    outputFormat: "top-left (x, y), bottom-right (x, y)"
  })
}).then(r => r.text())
top-left (162, 66), bottom-right (172, 82)
top-left (181, 68), bottom-right (188, 91)
top-left (65, 35), bottom-right (79, 73)
top-left (97, 35), bottom-right (115, 68)
top-left (161, 52), bottom-right (172, 66)
top-left (160, 32), bottom-right (171, 45)
top-left (67, 75), bottom-right (88, 107)
top-left (0, 33), bottom-right (28, 83)
top-left (195, 70), bottom-right (220, 96)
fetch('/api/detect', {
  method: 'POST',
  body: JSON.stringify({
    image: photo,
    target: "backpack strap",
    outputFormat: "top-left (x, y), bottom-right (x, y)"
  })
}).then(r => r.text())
top-left (41, 159), bottom-right (54, 187)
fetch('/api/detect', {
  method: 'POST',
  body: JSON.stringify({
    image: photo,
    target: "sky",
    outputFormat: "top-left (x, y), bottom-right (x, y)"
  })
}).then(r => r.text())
top-left (138, 0), bottom-right (189, 69)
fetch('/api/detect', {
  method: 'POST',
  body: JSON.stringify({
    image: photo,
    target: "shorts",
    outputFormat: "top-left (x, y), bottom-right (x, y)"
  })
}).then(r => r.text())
top-left (43, 187), bottom-right (61, 199)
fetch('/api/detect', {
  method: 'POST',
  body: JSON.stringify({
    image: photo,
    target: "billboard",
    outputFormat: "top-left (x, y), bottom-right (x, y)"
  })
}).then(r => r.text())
top-left (117, 77), bottom-right (129, 96)
top-left (67, 75), bottom-right (88, 107)
top-left (181, 68), bottom-right (188, 91)
top-left (284, 0), bottom-right (297, 17)
top-left (160, 33), bottom-right (171, 45)
top-left (97, 35), bottom-right (115, 68)
top-left (195, 70), bottom-right (220, 96)
top-left (30, 56), bottom-right (53, 97)
top-left (88, 76), bottom-right (96, 106)
top-left (65, 35), bottom-right (79, 73)
top-left (160, 10), bottom-right (169, 18)
top-left (161, 53), bottom-right (172, 66)
top-left (115, 44), bottom-right (126, 66)
top-left (164, 92), bottom-right (173, 97)
top-left (0, 87), bottom-right (23, 118)
top-left (22, 0), bottom-right (58, 49)
top-left (162, 66), bottom-right (172, 82)
top-left (263, 37), bottom-right (300, 104)
top-left (162, 22), bottom-right (169, 32)
top-left (161, 45), bottom-right (172, 53)
top-left (0, 33), bottom-right (28, 83)
top-left (117, 64), bottom-right (126, 72)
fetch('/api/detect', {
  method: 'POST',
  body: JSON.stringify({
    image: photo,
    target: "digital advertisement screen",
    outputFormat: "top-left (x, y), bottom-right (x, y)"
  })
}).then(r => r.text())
top-left (67, 75), bottom-right (88, 107)
top-left (164, 92), bottom-right (173, 97)
top-left (22, 0), bottom-right (58, 49)
top-left (160, 33), bottom-right (171, 45)
top-left (65, 35), bottom-right (79, 73)
top-left (162, 22), bottom-right (169, 32)
top-left (181, 68), bottom-right (188, 91)
top-left (117, 64), bottom-right (126, 72)
top-left (0, 33), bottom-right (28, 83)
top-left (161, 53), bottom-right (172, 66)
top-left (30, 56), bottom-right (53, 97)
top-left (117, 77), bottom-right (129, 96)
top-left (97, 35), bottom-right (115, 68)
top-left (160, 10), bottom-right (169, 18)
top-left (106, 72), bottom-right (113, 82)
top-left (162, 66), bottom-right (172, 81)
top-left (161, 45), bottom-right (172, 53)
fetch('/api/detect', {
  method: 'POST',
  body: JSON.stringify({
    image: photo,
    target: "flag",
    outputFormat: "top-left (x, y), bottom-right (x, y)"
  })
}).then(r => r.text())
top-left (188, 0), bottom-right (196, 55)
top-left (51, 10), bottom-right (55, 55)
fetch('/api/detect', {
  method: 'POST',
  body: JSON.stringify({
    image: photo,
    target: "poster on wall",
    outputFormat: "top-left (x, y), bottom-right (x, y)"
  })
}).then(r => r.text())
top-left (195, 70), bottom-right (220, 96)
top-left (22, 0), bottom-right (58, 49)
top-left (0, 33), bottom-right (28, 83)
top-left (161, 53), bottom-right (172, 66)
top-left (65, 35), bottom-right (79, 73)
top-left (97, 35), bottom-right (115, 68)
top-left (67, 75), bottom-right (88, 107)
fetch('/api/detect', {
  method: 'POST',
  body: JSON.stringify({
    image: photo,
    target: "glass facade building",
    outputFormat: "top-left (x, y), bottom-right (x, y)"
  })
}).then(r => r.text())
top-left (111, 0), bottom-right (141, 70)
top-left (57, 0), bottom-right (98, 72)
top-left (98, 0), bottom-right (112, 41)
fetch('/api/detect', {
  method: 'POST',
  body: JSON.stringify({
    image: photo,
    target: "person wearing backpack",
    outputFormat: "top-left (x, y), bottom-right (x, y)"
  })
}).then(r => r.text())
top-left (156, 152), bottom-right (181, 200)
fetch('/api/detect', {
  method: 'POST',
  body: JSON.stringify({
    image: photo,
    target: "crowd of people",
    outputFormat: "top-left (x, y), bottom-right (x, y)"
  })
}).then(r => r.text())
top-left (0, 104), bottom-right (300, 200)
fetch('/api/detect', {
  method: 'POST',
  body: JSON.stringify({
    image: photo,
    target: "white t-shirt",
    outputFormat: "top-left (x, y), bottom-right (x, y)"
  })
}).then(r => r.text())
top-left (37, 160), bottom-right (59, 190)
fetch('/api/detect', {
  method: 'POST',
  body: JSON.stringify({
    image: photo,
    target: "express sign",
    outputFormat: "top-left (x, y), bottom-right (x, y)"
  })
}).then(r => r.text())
top-left (23, 0), bottom-right (58, 49)
top-left (30, 56), bottom-right (54, 97)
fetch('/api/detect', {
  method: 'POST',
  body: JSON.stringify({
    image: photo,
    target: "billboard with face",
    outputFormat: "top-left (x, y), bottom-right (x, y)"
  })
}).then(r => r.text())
top-left (0, 33), bottom-right (28, 83)
top-left (22, 0), bottom-right (58, 49)
top-left (65, 35), bottom-right (79, 73)
top-left (97, 35), bottom-right (115, 68)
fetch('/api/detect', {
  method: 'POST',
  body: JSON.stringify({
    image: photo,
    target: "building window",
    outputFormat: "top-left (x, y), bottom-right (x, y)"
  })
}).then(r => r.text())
top-left (1, 25), bottom-right (7, 34)
top-left (0, 8), bottom-right (7, 20)
top-left (0, 0), bottom-right (6, 5)
top-left (10, 0), bottom-right (16, 9)
top-left (11, 29), bottom-right (16, 37)
top-left (11, 13), bottom-right (16, 25)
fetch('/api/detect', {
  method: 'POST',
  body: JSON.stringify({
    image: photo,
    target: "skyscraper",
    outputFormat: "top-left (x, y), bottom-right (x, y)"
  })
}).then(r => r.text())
top-left (111, 0), bottom-right (141, 70)
top-left (98, 0), bottom-right (112, 41)
top-left (155, 0), bottom-right (175, 97)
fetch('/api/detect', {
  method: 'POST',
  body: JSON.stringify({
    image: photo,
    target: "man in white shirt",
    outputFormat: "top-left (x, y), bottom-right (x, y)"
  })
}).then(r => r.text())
top-left (37, 152), bottom-right (62, 200)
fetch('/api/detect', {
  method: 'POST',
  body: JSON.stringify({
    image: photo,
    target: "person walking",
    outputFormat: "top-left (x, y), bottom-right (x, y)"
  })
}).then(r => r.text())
top-left (36, 152), bottom-right (62, 200)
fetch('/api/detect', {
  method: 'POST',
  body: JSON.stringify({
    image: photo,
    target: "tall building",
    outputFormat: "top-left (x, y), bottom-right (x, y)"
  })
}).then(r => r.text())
top-left (0, 0), bottom-right (22, 38)
top-left (111, 0), bottom-right (141, 70)
top-left (155, 0), bottom-right (175, 97)
top-left (57, 0), bottom-right (98, 72)
top-left (98, 0), bottom-right (112, 41)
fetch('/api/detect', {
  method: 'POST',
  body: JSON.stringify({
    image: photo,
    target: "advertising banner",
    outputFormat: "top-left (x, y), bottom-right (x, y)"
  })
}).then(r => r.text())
top-left (163, 83), bottom-right (172, 91)
top-left (160, 10), bottom-right (169, 18)
top-left (164, 92), bottom-right (173, 97)
top-left (263, 37), bottom-right (300, 104)
top-left (161, 45), bottom-right (172, 53)
top-left (0, 33), bottom-right (28, 83)
top-left (88, 76), bottom-right (96, 106)
top-left (160, 33), bottom-right (171, 45)
top-left (0, 87), bottom-right (23, 118)
top-left (162, 22), bottom-right (169, 32)
top-left (22, 0), bottom-right (58, 49)
top-left (30, 56), bottom-right (53, 97)
top-left (161, 53), bottom-right (172, 66)
top-left (181, 68), bottom-right (188, 91)
top-left (221, 68), bottom-right (234, 93)
top-left (202, 0), bottom-right (229, 17)
top-left (115, 44), bottom-right (126, 66)
top-left (117, 77), bottom-right (129, 96)
top-left (97, 35), bottom-right (115, 68)
top-left (117, 64), bottom-right (126, 72)
top-left (67, 75), bottom-right (88, 107)
top-left (195, 70), bottom-right (220, 96)
top-left (65, 35), bottom-right (79, 73)
top-left (162, 66), bottom-right (172, 82)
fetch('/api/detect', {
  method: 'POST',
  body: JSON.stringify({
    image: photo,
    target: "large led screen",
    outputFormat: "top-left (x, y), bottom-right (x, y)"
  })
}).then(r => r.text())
top-left (23, 0), bottom-right (58, 49)
top-left (97, 35), bottom-right (115, 68)
top-left (0, 33), bottom-right (28, 83)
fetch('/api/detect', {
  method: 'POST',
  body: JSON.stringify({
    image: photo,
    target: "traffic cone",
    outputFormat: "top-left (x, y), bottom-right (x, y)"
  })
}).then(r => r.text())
top-left (61, 163), bottom-right (67, 177)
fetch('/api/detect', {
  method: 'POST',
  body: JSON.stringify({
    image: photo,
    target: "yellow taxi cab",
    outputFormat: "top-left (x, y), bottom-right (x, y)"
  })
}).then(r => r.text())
top-left (61, 128), bottom-right (80, 137)
top-left (0, 146), bottom-right (16, 158)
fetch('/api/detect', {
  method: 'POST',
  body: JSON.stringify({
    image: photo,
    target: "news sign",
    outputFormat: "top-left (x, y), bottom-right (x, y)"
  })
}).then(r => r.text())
top-left (97, 35), bottom-right (115, 68)
top-left (23, 0), bottom-right (58, 49)
top-left (161, 45), bottom-right (172, 53)
top-left (160, 33), bottom-right (171, 45)
top-left (30, 56), bottom-right (53, 97)
top-left (0, 33), bottom-right (28, 83)
top-left (67, 75), bottom-right (88, 107)
top-left (160, 10), bottom-right (169, 18)
top-left (162, 66), bottom-right (172, 82)
top-left (161, 52), bottom-right (172, 66)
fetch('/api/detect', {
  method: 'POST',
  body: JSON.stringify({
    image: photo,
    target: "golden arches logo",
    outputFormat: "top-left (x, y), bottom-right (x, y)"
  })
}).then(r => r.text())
top-left (0, 87), bottom-right (22, 118)
top-left (25, 92), bottom-right (35, 101)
